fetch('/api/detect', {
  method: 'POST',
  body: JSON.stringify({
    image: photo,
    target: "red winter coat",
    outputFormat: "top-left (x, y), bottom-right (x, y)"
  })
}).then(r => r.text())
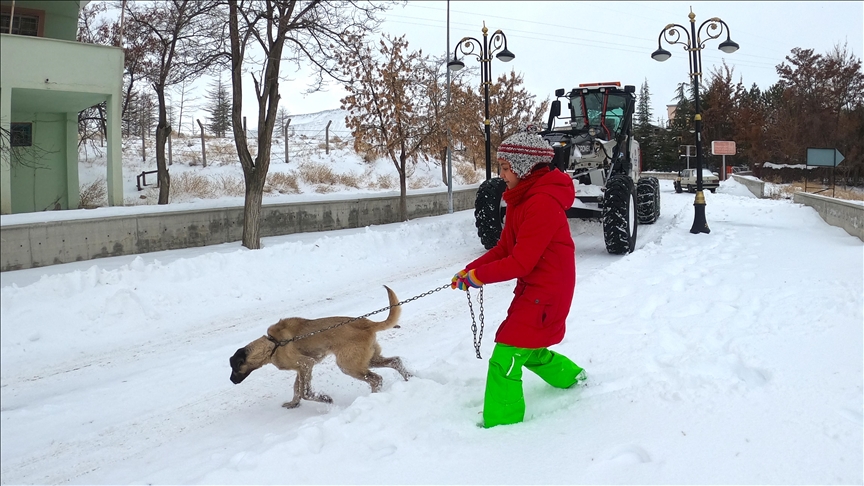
top-left (467, 169), bottom-right (576, 349)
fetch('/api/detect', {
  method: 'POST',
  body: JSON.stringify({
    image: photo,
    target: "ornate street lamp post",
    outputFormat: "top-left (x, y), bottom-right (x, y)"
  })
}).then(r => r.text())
top-left (447, 22), bottom-right (514, 181)
top-left (652, 8), bottom-right (738, 234)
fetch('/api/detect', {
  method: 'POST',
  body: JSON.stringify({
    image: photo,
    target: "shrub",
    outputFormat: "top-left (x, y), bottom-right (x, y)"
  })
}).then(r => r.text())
top-left (409, 174), bottom-right (434, 190)
top-left (172, 172), bottom-right (215, 199)
top-left (79, 178), bottom-right (107, 209)
top-left (216, 174), bottom-right (245, 197)
top-left (267, 171), bottom-right (300, 194)
top-left (454, 158), bottom-right (483, 184)
top-left (298, 161), bottom-right (338, 185)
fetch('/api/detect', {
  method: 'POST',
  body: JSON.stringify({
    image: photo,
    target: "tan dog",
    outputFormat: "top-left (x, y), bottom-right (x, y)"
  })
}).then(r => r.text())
top-left (229, 286), bottom-right (411, 408)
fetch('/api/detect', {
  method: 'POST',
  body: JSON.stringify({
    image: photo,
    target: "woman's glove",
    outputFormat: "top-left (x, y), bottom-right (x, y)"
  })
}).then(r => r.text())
top-left (451, 269), bottom-right (483, 291)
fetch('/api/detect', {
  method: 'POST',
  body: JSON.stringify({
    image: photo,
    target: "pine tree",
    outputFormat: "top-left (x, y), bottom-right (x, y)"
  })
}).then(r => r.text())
top-left (205, 74), bottom-right (232, 138)
top-left (635, 79), bottom-right (653, 131)
top-left (634, 79), bottom-right (655, 169)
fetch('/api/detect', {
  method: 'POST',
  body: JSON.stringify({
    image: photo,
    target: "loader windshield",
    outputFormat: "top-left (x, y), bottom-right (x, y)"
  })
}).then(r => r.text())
top-left (570, 91), bottom-right (628, 140)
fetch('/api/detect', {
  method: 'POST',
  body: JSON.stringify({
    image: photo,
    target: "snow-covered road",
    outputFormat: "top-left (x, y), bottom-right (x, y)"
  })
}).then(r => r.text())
top-left (1, 180), bottom-right (861, 484)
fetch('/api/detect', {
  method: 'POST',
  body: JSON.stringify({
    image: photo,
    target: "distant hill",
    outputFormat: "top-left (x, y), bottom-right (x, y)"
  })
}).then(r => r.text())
top-left (282, 108), bottom-right (350, 140)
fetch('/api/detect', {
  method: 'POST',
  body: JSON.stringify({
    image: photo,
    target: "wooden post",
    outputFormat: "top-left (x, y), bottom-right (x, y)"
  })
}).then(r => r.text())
top-left (168, 132), bottom-right (173, 166)
top-left (141, 111), bottom-right (146, 162)
top-left (284, 118), bottom-right (291, 163)
top-left (243, 116), bottom-right (247, 139)
top-left (325, 120), bottom-right (332, 155)
top-left (196, 118), bottom-right (207, 168)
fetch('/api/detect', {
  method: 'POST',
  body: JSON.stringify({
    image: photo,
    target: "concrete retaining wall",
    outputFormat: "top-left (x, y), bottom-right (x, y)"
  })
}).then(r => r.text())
top-left (793, 191), bottom-right (864, 242)
top-left (731, 174), bottom-right (765, 198)
top-left (1, 187), bottom-right (478, 271)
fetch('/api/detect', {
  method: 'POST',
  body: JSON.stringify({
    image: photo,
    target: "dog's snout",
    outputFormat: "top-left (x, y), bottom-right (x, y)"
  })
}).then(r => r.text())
top-left (229, 348), bottom-right (250, 384)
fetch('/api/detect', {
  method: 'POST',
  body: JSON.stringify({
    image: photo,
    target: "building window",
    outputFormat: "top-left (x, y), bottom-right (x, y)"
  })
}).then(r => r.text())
top-left (11, 123), bottom-right (33, 147)
top-left (0, 8), bottom-right (44, 37)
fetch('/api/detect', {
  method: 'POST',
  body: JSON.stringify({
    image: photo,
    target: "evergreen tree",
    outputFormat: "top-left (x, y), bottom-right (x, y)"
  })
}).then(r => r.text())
top-left (205, 74), bottom-right (232, 138)
top-left (635, 79), bottom-right (653, 131)
top-left (634, 79), bottom-right (655, 169)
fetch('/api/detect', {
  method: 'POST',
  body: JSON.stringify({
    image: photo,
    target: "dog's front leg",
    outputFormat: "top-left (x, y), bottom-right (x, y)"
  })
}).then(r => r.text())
top-left (282, 371), bottom-right (303, 409)
top-left (285, 357), bottom-right (332, 408)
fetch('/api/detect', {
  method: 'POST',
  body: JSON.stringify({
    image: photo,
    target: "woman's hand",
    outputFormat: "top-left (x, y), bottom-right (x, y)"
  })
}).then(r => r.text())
top-left (451, 269), bottom-right (483, 291)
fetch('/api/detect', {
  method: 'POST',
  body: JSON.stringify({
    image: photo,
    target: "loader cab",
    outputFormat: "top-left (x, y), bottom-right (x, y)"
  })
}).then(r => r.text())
top-left (547, 83), bottom-right (635, 141)
top-left (543, 82), bottom-right (638, 178)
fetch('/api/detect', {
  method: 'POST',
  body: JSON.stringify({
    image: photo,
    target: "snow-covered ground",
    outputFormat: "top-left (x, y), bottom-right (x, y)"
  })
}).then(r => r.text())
top-left (1, 178), bottom-right (862, 484)
top-left (73, 108), bottom-right (476, 212)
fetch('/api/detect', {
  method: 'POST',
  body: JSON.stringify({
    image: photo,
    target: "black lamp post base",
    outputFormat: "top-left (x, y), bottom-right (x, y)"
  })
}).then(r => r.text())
top-left (690, 191), bottom-right (711, 234)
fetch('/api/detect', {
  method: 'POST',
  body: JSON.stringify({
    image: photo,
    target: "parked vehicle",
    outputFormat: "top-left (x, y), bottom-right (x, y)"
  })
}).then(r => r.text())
top-left (674, 168), bottom-right (720, 193)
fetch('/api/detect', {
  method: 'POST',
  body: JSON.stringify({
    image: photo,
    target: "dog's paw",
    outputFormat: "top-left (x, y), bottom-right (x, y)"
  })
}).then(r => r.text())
top-left (282, 401), bottom-right (301, 409)
top-left (311, 393), bottom-right (333, 404)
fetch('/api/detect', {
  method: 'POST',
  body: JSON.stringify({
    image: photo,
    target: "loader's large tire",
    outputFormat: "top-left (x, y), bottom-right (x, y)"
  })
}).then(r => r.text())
top-left (603, 175), bottom-right (638, 254)
top-left (474, 177), bottom-right (507, 249)
top-left (637, 176), bottom-right (660, 224)
top-left (651, 177), bottom-right (661, 220)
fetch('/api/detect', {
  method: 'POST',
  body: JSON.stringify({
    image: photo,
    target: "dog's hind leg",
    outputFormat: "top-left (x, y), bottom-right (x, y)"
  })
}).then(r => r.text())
top-left (368, 342), bottom-right (411, 381)
top-left (344, 369), bottom-right (384, 393)
top-left (283, 357), bottom-right (332, 409)
top-left (370, 354), bottom-right (412, 381)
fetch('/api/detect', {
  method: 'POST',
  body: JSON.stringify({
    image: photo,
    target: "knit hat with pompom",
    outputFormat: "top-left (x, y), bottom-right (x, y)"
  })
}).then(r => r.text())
top-left (497, 123), bottom-right (555, 179)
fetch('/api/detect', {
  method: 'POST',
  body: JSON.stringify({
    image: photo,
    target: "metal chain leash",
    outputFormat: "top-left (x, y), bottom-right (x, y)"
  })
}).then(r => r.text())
top-left (465, 287), bottom-right (485, 359)
top-left (267, 284), bottom-right (452, 350)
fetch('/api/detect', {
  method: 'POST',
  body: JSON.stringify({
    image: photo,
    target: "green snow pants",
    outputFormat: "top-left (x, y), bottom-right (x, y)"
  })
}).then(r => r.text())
top-left (483, 343), bottom-right (583, 428)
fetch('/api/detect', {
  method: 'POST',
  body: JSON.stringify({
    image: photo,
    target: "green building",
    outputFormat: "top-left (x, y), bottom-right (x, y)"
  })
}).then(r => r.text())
top-left (0, 0), bottom-right (123, 214)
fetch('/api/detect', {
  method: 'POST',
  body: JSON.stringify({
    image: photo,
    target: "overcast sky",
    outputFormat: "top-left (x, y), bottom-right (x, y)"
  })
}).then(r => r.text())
top-left (255, 1), bottom-right (862, 126)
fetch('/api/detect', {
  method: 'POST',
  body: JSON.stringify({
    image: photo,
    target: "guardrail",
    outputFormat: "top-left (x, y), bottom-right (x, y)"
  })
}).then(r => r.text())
top-left (1, 187), bottom-right (478, 272)
top-left (136, 170), bottom-right (159, 191)
top-left (793, 191), bottom-right (864, 242)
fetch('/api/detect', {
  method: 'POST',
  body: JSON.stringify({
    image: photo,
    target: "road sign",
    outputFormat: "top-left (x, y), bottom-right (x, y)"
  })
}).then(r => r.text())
top-left (806, 148), bottom-right (845, 167)
top-left (711, 141), bottom-right (736, 156)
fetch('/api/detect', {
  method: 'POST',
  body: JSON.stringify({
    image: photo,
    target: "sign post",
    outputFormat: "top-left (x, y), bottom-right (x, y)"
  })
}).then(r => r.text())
top-left (805, 148), bottom-right (845, 197)
top-left (711, 141), bottom-right (736, 180)
top-left (680, 145), bottom-right (696, 170)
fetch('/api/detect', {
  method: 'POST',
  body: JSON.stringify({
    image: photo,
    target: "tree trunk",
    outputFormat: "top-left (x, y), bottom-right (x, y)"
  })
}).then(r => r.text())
top-left (441, 147), bottom-right (447, 184)
top-left (196, 119), bottom-right (207, 167)
top-left (398, 153), bottom-right (408, 222)
top-left (241, 168), bottom-right (265, 249)
top-left (154, 85), bottom-right (171, 205)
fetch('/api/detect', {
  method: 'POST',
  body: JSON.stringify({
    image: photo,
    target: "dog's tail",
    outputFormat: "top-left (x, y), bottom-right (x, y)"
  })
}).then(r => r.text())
top-left (362, 285), bottom-right (401, 332)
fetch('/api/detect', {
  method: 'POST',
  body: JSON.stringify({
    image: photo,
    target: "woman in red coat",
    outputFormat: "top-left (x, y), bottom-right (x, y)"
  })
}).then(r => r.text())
top-left (452, 124), bottom-right (585, 428)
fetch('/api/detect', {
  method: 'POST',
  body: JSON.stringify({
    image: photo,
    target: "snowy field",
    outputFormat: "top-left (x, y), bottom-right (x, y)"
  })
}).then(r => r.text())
top-left (73, 108), bottom-right (478, 213)
top-left (1, 178), bottom-right (862, 484)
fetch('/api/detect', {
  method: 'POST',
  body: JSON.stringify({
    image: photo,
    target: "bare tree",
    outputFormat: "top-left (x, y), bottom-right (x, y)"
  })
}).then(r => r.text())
top-left (418, 54), bottom-right (474, 183)
top-left (488, 70), bottom-right (549, 158)
top-left (339, 34), bottom-right (439, 221)
top-left (227, 0), bottom-right (389, 249)
top-left (173, 76), bottom-right (200, 137)
top-left (126, 0), bottom-right (227, 204)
